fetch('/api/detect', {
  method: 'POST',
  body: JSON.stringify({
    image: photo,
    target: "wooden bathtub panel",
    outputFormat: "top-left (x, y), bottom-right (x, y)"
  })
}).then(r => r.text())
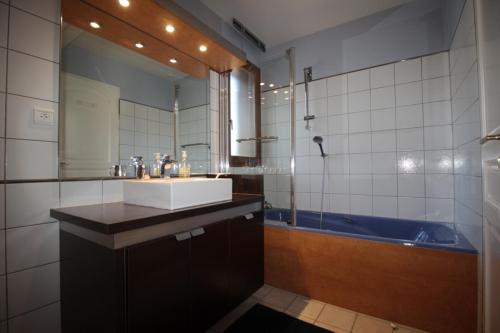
top-left (264, 226), bottom-right (478, 333)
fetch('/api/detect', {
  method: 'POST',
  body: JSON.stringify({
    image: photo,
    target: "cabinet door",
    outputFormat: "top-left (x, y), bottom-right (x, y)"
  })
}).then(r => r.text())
top-left (229, 211), bottom-right (264, 307)
top-left (190, 220), bottom-right (230, 332)
top-left (126, 234), bottom-right (190, 333)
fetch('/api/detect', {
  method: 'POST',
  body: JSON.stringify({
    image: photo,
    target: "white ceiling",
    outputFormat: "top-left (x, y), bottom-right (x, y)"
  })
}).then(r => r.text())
top-left (201, 0), bottom-right (411, 47)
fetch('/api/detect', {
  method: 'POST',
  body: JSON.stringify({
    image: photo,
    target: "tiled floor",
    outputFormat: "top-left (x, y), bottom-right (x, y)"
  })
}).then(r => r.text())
top-left (208, 284), bottom-right (429, 333)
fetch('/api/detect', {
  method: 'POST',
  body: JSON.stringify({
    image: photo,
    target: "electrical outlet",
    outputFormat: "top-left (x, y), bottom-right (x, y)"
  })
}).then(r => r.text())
top-left (33, 107), bottom-right (55, 125)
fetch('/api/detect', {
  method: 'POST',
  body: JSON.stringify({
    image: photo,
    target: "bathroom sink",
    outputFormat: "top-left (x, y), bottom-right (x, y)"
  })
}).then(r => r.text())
top-left (123, 178), bottom-right (232, 210)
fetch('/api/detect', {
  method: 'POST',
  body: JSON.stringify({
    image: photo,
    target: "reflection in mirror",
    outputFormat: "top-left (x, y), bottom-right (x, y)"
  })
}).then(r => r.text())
top-left (60, 23), bottom-right (209, 178)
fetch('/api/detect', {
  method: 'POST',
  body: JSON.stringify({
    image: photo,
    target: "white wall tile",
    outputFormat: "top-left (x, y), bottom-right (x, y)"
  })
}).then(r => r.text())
top-left (327, 95), bottom-right (348, 115)
top-left (395, 58), bottom-right (421, 84)
top-left (422, 77), bottom-right (451, 102)
top-left (426, 198), bottom-right (454, 222)
top-left (425, 150), bottom-right (453, 174)
top-left (371, 108), bottom-right (395, 131)
top-left (350, 195), bottom-right (372, 216)
top-left (0, 3), bottom-right (7, 48)
top-left (327, 74), bottom-right (347, 96)
top-left (348, 111), bottom-right (370, 133)
top-left (0, 139), bottom-right (4, 180)
top-left (396, 128), bottom-right (423, 151)
top-left (327, 114), bottom-right (348, 134)
top-left (102, 180), bottom-right (124, 203)
top-left (327, 135), bottom-right (348, 155)
top-left (397, 151), bottom-right (424, 174)
top-left (426, 174), bottom-right (454, 198)
top-left (330, 194), bottom-right (349, 214)
top-left (7, 262), bottom-right (60, 317)
top-left (396, 104), bottom-right (423, 129)
top-left (349, 133), bottom-right (371, 153)
top-left (0, 185), bottom-right (4, 229)
top-left (307, 79), bottom-right (327, 100)
top-left (348, 91), bottom-right (370, 113)
top-left (6, 182), bottom-right (59, 228)
top-left (329, 175), bottom-right (349, 194)
top-left (372, 152), bottom-right (396, 174)
top-left (119, 100), bottom-right (134, 117)
top-left (119, 115), bottom-right (133, 131)
top-left (6, 139), bottom-right (58, 180)
top-left (350, 175), bottom-right (372, 195)
top-left (370, 64), bottom-right (394, 88)
top-left (7, 51), bottom-right (59, 102)
top-left (328, 155), bottom-right (349, 174)
top-left (60, 181), bottom-right (102, 207)
top-left (373, 196), bottom-right (397, 218)
top-left (373, 175), bottom-right (397, 196)
top-left (422, 52), bottom-right (450, 79)
top-left (347, 69), bottom-right (369, 92)
top-left (0, 93), bottom-right (5, 137)
top-left (296, 192), bottom-right (310, 210)
top-left (398, 174), bottom-right (425, 197)
top-left (0, 48), bottom-right (6, 92)
top-left (371, 86), bottom-right (395, 110)
top-left (423, 101), bottom-right (452, 126)
top-left (6, 222), bottom-right (59, 273)
top-left (9, 8), bottom-right (60, 62)
top-left (398, 197), bottom-right (426, 220)
top-left (372, 130), bottom-right (396, 152)
top-left (395, 81), bottom-right (422, 106)
top-left (0, 230), bottom-right (4, 275)
top-left (6, 94), bottom-right (58, 141)
top-left (8, 302), bottom-right (60, 333)
top-left (11, 0), bottom-right (60, 23)
top-left (0, 275), bottom-right (5, 321)
top-left (349, 153), bottom-right (371, 174)
top-left (424, 125), bottom-right (453, 150)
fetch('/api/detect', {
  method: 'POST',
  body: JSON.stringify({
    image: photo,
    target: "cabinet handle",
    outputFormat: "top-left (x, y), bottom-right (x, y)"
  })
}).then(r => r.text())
top-left (175, 232), bottom-right (191, 242)
top-left (190, 228), bottom-right (205, 237)
top-left (244, 213), bottom-right (255, 220)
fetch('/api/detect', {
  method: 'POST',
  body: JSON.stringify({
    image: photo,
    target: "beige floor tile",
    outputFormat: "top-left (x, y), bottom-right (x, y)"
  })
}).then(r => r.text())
top-left (252, 284), bottom-right (274, 300)
top-left (261, 288), bottom-right (297, 311)
top-left (286, 296), bottom-right (326, 321)
top-left (352, 314), bottom-right (397, 333)
top-left (314, 321), bottom-right (351, 333)
top-left (316, 304), bottom-right (357, 331)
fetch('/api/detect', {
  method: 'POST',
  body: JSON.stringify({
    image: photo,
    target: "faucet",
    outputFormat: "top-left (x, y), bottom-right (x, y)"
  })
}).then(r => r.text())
top-left (264, 201), bottom-right (273, 209)
top-left (160, 155), bottom-right (176, 178)
top-left (130, 156), bottom-right (145, 179)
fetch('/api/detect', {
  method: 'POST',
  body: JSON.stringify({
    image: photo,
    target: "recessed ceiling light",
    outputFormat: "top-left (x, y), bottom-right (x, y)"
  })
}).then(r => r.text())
top-left (199, 45), bottom-right (208, 52)
top-left (273, 90), bottom-right (278, 94)
top-left (135, 42), bottom-right (144, 49)
top-left (260, 82), bottom-right (265, 86)
top-left (169, 58), bottom-right (178, 64)
top-left (89, 21), bottom-right (100, 29)
top-left (269, 83), bottom-right (274, 88)
top-left (284, 90), bottom-right (289, 94)
top-left (165, 24), bottom-right (175, 33)
top-left (118, 0), bottom-right (130, 7)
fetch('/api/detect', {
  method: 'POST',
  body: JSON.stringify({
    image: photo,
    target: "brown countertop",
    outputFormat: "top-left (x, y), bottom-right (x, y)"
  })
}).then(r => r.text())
top-left (51, 193), bottom-right (263, 235)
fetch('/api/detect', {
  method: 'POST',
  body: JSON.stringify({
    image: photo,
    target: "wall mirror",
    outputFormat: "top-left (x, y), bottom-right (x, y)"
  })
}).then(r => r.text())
top-left (59, 12), bottom-right (211, 178)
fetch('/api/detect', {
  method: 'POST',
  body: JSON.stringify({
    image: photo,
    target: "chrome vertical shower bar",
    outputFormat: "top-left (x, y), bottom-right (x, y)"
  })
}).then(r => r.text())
top-left (287, 47), bottom-right (297, 227)
top-left (303, 67), bottom-right (314, 130)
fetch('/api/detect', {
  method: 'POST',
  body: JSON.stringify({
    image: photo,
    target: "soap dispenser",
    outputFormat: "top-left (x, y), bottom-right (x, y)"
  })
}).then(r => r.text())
top-left (179, 150), bottom-right (191, 178)
top-left (151, 153), bottom-right (162, 177)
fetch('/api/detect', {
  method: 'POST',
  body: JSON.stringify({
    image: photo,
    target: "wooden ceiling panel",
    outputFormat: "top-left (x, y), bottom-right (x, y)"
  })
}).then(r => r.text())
top-left (62, 0), bottom-right (209, 78)
top-left (80, 0), bottom-right (247, 73)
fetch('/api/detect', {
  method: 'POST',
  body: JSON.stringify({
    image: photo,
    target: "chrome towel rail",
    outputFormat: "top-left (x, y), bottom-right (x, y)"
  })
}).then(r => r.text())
top-left (236, 136), bottom-right (279, 143)
top-left (180, 143), bottom-right (210, 148)
top-left (480, 135), bottom-right (500, 144)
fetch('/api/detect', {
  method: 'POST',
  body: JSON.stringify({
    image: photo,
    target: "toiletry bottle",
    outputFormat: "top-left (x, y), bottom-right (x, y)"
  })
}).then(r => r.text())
top-left (179, 150), bottom-right (191, 178)
top-left (152, 153), bottom-right (162, 177)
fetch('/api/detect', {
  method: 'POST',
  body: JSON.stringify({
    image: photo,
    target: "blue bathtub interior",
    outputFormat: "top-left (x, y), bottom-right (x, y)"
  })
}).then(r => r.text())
top-left (264, 208), bottom-right (477, 254)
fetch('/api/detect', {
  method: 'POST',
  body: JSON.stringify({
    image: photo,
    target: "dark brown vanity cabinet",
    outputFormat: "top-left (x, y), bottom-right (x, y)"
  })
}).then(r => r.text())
top-left (60, 209), bottom-right (263, 333)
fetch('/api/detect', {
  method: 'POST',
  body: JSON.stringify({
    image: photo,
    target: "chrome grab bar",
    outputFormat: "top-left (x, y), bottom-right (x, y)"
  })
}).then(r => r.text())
top-left (236, 136), bottom-right (278, 143)
top-left (480, 135), bottom-right (500, 144)
top-left (180, 143), bottom-right (210, 148)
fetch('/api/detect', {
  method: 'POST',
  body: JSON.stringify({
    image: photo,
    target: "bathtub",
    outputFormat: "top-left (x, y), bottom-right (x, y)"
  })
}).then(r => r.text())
top-left (263, 208), bottom-right (478, 333)
top-left (264, 208), bottom-right (476, 253)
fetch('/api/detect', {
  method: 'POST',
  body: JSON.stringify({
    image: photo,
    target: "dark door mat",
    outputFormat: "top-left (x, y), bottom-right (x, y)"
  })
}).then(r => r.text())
top-left (224, 303), bottom-right (333, 333)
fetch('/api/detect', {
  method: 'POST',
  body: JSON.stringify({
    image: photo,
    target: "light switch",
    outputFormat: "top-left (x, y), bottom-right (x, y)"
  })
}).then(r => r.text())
top-left (33, 107), bottom-right (55, 125)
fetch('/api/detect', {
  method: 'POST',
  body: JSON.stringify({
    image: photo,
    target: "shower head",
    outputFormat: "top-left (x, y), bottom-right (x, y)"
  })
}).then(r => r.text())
top-left (313, 136), bottom-right (326, 157)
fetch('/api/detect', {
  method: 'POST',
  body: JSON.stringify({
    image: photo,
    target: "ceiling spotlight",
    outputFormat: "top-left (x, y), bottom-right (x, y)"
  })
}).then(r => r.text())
top-left (89, 21), bottom-right (100, 29)
top-left (118, 0), bottom-right (130, 7)
top-left (269, 83), bottom-right (274, 88)
top-left (165, 24), bottom-right (175, 33)
top-left (199, 45), bottom-right (208, 52)
top-left (169, 58), bottom-right (178, 64)
top-left (273, 90), bottom-right (278, 94)
top-left (135, 42), bottom-right (144, 49)
top-left (284, 90), bottom-right (289, 94)
top-left (260, 82), bottom-right (265, 86)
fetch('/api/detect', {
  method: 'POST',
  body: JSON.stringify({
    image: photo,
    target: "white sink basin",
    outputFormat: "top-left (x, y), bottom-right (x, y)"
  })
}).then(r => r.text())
top-left (123, 178), bottom-right (233, 210)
